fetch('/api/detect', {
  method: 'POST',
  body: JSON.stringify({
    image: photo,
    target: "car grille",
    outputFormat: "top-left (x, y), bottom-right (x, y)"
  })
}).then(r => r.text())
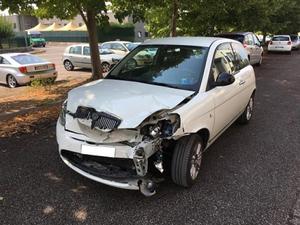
top-left (70, 106), bottom-right (121, 130)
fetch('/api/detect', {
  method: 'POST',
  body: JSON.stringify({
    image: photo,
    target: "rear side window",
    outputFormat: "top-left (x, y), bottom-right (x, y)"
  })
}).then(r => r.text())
top-left (244, 34), bottom-right (254, 45)
top-left (0, 56), bottom-right (10, 64)
top-left (101, 43), bottom-right (111, 49)
top-left (12, 55), bottom-right (46, 65)
top-left (231, 43), bottom-right (250, 70)
top-left (272, 36), bottom-right (290, 41)
top-left (69, 46), bottom-right (82, 55)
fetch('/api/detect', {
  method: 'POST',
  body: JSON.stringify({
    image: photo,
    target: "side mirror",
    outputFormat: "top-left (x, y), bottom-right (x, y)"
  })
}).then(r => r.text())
top-left (215, 72), bottom-right (235, 86)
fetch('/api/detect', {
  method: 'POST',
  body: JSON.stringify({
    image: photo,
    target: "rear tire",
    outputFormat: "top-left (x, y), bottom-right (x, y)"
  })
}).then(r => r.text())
top-left (171, 134), bottom-right (204, 187)
top-left (64, 60), bottom-right (74, 71)
top-left (6, 74), bottom-right (18, 88)
top-left (238, 95), bottom-right (254, 124)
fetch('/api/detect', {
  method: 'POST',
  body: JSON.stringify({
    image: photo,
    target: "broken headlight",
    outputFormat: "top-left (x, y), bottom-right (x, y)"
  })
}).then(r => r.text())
top-left (58, 100), bottom-right (67, 126)
top-left (140, 114), bottom-right (180, 138)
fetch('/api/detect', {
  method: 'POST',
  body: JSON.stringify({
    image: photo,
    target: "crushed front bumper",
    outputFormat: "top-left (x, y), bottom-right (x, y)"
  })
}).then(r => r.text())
top-left (56, 122), bottom-right (158, 194)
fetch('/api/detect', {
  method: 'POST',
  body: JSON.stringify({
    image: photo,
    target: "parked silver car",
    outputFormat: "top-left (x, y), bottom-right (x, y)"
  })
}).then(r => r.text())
top-left (290, 35), bottom-right (300, 49)
top-left (215, 32), bottom-right (264, 65)
top-left (62, 44), bottom-right (123, 73)
top-left (0, 53), bottom-right (57, 88)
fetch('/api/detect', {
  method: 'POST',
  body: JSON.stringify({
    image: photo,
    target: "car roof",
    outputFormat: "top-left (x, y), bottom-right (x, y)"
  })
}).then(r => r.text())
top-left (216, 32), bottom-right (252, 36)
top-left (141, 37), bottom-right (223, 47)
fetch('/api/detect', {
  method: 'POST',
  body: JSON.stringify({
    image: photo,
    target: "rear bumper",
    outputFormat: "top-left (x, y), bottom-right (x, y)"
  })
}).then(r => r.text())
top-left (16, 70), bottom-right (58, 85)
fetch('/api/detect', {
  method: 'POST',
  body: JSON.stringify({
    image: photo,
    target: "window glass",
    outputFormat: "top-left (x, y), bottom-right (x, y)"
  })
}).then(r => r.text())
top-left (12, 54), bottom-right (46, 65)
top-left (210, 43), bottom-right (235, 82)
top-left (83, 46), bottom-right (90, 55)
top-left (69, 46), bottom-right (82, 55)
top-left (111, 43), bottom-right (127, 51)
top-left (272, 36), bottom-right (290, 41)
top-left (0, 57), bottom-right (10, 64)
top-left (107, 45), bottom-right (208, 91)
top-left (244, 35), bottom-right (254, 45)
top-left (231, 43), bottom-right (250, 71)
top-left (216, 34), bottom-right (244, 44)
top-left (290, 35), bottom-right (298, 41)
top-left (253, 35), bottom-right (261, 45)
top-left (102, 43), bottom-right (111, 49)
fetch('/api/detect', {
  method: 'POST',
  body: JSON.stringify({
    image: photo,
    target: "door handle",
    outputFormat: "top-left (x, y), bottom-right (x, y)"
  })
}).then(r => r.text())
top-left (239, 80), bottom-right (246, 85)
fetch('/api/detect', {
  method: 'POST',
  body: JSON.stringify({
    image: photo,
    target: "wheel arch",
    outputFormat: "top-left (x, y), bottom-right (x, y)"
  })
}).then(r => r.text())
top-left (196, 128), bottom-right (210, 149)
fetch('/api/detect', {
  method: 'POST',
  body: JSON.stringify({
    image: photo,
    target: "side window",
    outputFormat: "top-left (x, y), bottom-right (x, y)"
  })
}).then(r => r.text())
top-left (69, 46), bottom-right (82, 55)
top-left (0, 57), bottom-right (10, 64)
top-left (102, 43), bottom-right (111, 49)
top-left (83, 46), bottom-right (90, 56)
top-left (207, 43), bottom-right (235, 90)
top-left (111, 43), bottom-right (127, 51)
top-left (253, 35), bottom-right (260, 46)
top-left (244, 34), bottom-right (254, 45)
top-left (231, 43), bottom-right (250, 71)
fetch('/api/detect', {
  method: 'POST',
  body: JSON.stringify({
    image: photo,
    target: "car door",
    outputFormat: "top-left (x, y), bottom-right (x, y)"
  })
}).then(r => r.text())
top-left (81, 46), bottom-right (92, 69)
top-left (207, 43), bottom-right (244, 137)
top-left (68, 46), bottom-right (83, 67)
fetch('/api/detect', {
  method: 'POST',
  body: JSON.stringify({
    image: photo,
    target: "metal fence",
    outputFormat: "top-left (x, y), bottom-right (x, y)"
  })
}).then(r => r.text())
top-left (41, 31), bottom-right (89, 42)
top-left (0, 32), bottom-right (29, 49)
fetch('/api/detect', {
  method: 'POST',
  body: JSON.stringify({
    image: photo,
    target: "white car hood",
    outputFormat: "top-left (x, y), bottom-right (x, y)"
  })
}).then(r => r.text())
top-left (67, 79), bottom-right (194, 129)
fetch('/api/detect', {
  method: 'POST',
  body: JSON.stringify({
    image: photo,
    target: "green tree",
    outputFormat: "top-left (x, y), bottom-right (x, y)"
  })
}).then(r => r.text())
top-left (1, 0), bottom-right (108, 80)
top-left (0, 17), bottom-right (14, 49)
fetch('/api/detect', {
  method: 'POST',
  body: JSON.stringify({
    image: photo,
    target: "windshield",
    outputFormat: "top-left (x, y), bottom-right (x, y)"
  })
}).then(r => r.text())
top-left (125, 43), bottom-right (139, 51)
top-left (30, 34), bottom-right (42, 38)
top-left (12, 54), bottom-right (46, 65)
top-left (290, 35), bottom-right (298, 41)
top-left (272, 36), bottom-right (290, 41)
top-left (106, 45), bottom-right (208, 91)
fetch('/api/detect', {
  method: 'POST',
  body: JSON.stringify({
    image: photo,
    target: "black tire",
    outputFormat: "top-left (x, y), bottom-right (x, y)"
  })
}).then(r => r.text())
top-left (6, 74), bottom-right (18, 88)
top-left (238, 94), bottom-right (254, 124)
top-left (171, 134), bottom-right (204, 187)
top-left (64, 60), bottom-right (74, 71)
top-left (101, 62), bottom-right (111, 73)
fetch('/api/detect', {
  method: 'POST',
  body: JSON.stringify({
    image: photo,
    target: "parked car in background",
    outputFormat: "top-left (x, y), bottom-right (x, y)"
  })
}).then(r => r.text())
top-left (268, 35), bottom-right (292, 54)
top-left (290, 35), bottom-right (300, 49)
top-left (100, 41), bottom-right (135, 56)
top-left (27, 31), bottom-right (46, 47)
top-left (215, 32), bottom-right (263, 66)
top-left (62, 44), bottom-right (123, 73)
top-left (57, 37), bottom-right (256, 196)
top-left (0, 53), bottom-right (57, 88)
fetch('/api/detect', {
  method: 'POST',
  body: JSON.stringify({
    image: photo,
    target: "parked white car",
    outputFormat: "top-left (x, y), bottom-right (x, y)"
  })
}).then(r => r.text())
top-left (62, 44), bottom-right (123, 73)
top-left (100, 41), bottom-right (138, 56)
top-left (268, 35), bottom-right (292, 53)
top-left (290, 35), bottom-right (300, 49)
top-left (0, 53), bottom-right (57, 88)
top-left (57, 37), bottom-right (256, 196)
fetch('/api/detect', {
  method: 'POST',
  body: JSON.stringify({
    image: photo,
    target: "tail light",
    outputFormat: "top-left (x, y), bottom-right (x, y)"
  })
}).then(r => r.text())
top-left (287, 41), bottom-right (291, 45)
top-left (269, 41), bottom-right (273, 45)
top-left (19, 66), bottom-right (27, 73)
top-left (243, 42), bottom-right (248, 48)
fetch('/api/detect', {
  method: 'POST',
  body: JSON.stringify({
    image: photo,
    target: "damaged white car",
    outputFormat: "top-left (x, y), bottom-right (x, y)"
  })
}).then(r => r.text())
top-left (56, 37), bottom-right (256, 196)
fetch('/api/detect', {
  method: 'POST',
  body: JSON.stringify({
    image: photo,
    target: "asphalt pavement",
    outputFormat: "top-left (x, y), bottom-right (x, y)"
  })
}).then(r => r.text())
top-left (0, 51), bottom-right (299, 225)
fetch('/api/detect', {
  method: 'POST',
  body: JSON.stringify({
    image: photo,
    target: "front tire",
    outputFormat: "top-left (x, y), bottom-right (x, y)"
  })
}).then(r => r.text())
top-left (101, 62), bottom-right (110, 73)
top-left (171, 134), bottom-right (204, 187)
top-left (238, 95), bottom-right (254, 124)
top-left (6, 74), bottom-right (18, 88)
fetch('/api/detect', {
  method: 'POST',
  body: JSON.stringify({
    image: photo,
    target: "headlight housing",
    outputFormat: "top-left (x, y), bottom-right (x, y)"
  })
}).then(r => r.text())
top-left (58, 100), bottom-right (67, 126)
top-left (140, 114), bottom-right (180, 138)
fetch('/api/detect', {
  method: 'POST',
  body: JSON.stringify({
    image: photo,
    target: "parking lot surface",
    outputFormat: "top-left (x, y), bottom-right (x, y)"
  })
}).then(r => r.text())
top-left (1, 51), bottom-right (300, 225)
